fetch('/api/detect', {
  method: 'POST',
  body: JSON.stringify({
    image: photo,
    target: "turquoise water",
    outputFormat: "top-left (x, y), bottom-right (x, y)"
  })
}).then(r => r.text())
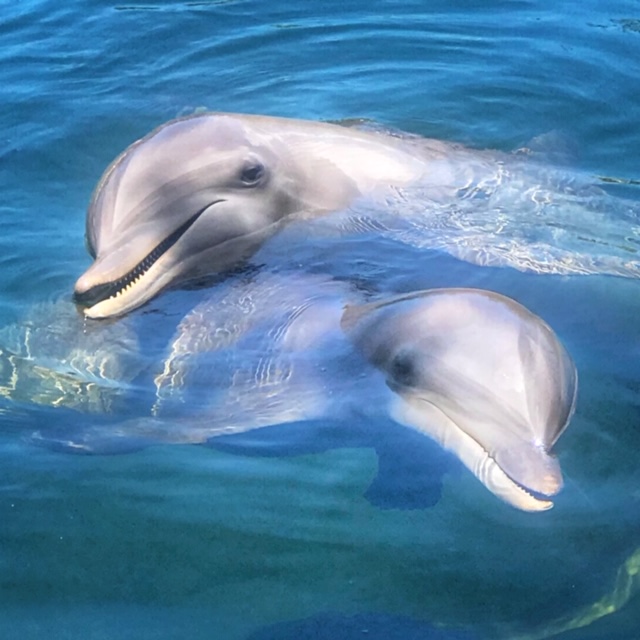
top-left (2, 1), bottom-right (640, 639)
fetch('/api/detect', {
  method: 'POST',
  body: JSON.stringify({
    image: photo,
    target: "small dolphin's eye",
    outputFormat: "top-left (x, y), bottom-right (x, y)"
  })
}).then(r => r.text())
top-left (240, 162), bottom-right (265, 186)
top-left (391, 352), bottom-right (415, 385)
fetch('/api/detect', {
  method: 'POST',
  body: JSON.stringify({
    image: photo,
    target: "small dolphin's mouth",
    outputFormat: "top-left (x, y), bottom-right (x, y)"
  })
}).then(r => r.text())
top-left (508, 470), bottom-right (555, 501)
top-left (483, 449), bottom-right (560, 512)
top-left (74, 203), bottom-right (220, 309)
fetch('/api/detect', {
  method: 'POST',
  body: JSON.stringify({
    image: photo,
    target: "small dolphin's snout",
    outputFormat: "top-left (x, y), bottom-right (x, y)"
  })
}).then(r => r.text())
top-left (495, 443), bottom-right (563, 498)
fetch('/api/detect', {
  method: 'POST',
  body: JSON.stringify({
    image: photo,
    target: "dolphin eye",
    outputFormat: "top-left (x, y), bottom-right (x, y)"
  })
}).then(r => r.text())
top-left (239, 162), bottom-right (265, 186)
top-left (391, 352), bottom-right (416, 386)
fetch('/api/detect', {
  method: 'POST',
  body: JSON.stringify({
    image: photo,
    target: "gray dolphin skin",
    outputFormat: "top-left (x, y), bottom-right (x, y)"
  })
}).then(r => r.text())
top-left (67, 111), bottom-right (583, 509)
top-left (342, 288), bottom-right (578, 511)
top-left (74, 111), bottom-right (640, 318)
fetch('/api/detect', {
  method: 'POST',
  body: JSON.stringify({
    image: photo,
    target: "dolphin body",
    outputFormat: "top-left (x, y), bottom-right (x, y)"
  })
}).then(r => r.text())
top-left (42, 271), bottom-right (578, 511)
top-left (74, 112), bottom-right (640, 319)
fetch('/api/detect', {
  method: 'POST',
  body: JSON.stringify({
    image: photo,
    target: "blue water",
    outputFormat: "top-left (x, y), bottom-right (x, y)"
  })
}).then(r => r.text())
top-left (2, 1), bottom-right (640, 639)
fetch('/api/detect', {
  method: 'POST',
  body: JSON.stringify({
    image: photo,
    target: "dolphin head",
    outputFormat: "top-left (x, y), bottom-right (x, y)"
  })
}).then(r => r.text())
top-left (342, 288), bottom-right (578, 511)
top-left (73, 115), bottom-right (311, 318)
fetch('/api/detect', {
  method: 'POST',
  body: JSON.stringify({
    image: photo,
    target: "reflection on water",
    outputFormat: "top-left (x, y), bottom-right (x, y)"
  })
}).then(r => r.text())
top-left (519, 547), bottom-right (640, 640)
top-left (0, 299), bottom-right (144, 413)
top-left (2, 261), bottom-right (640, 640)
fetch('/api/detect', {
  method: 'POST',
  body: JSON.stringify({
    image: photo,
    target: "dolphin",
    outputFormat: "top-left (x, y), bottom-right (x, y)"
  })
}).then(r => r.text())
top-left (74, 113), bottom-right (439, 318)
top-left (41, 268), bottom-right (579, 509)
top-left (341, 287), bottom-right (578, 511)
top-left (74, 112), bottom-right (640, 319)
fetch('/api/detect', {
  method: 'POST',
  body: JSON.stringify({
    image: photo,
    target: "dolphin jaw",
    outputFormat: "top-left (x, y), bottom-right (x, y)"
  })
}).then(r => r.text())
top-left (76, 258), bottom-right (170, 319)
top-left (74, 203), bottom-right (220, 318)
top-left (389, 394), bottom-right (561, 512)
top-left (476, 449), bottom-right (557, 512)
top-left (445, 418), bottom-right (560, 512)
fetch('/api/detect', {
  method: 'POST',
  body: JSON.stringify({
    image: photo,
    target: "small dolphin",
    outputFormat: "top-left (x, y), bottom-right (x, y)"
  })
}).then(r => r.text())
top-left (342, 288), bottom-right (578, 511)
top-left (74, 112), bottom-right (640, 318)
top-left (39, 268), bottom-right (578, 509)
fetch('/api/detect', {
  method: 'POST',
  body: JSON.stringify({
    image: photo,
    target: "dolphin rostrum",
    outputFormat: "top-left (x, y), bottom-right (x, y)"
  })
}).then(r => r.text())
top-left (341, 287), bottom-right (578, 511)
top-left (74, 112), bottom-right (640, 318)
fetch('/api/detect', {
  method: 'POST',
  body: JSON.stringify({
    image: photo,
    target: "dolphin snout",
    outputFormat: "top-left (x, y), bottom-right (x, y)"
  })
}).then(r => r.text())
top-left (494, 441), bottom-right (564, 498)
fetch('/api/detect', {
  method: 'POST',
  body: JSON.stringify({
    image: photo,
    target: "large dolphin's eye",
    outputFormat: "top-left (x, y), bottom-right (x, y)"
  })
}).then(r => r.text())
top-left (239, 162), bottom-right (265, 186)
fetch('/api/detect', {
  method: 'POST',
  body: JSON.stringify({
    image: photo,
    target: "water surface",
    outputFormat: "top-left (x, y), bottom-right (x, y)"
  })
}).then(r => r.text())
top-left (1, 1), bottom-right (640, 639)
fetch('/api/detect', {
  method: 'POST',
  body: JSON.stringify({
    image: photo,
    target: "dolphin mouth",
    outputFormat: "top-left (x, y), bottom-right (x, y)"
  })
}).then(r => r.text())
top-left (458, 422), bottom-right (562, 511)
top-left (74, 203), bottom-right (219, 310)
top-left (502, 461), bottom-right (558, 503)
top-left (389, 393), bottom-right (562, 511)
top-left (478, 445), bottom-right (561, 511)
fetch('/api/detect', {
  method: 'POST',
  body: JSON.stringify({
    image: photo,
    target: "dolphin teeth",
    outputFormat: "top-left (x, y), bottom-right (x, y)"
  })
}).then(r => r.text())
top-left (74, 202), bottom-right (219, 310)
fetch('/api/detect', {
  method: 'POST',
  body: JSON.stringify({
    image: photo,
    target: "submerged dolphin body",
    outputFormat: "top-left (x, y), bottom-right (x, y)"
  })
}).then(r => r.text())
top-left (41, 272), bottom-right (578, 510)
top-left (74, 112), bottom-right (640, 318)
top-left (342, 288), bottom-right (578, 511)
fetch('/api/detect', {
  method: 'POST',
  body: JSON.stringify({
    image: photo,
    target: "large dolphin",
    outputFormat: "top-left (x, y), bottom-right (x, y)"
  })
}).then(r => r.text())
top-left (41, 271), bottom-right (579, 510)
top-left (74, 113), bottom-right (434, 318)
top-left (342, 287), bottom-right (578, 511)
top-left (74, 112), bottom-right (640, 318)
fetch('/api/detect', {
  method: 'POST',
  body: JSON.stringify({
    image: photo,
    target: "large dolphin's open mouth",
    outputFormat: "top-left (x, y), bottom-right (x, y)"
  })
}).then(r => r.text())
top-left (74, 203), bottom-right (219, 309)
